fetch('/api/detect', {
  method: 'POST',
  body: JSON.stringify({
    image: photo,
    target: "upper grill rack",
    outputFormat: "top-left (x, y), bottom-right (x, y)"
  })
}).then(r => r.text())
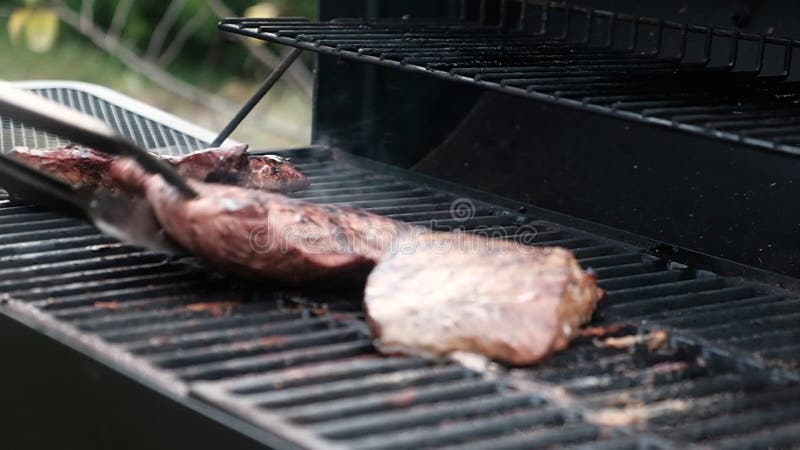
top-left (219, 2), bottom-right (800, 157)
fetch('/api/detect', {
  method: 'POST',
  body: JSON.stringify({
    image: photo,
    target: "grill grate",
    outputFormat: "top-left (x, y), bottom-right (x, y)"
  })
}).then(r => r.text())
top-left (3, 85), bottom-right (800, 448)
top-left (219, 4), bottom-right (800, 157)
top-left (4, 147), bottom-right (800, 448)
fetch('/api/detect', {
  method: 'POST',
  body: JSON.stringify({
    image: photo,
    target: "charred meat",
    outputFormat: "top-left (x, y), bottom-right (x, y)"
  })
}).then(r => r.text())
top-left (8, 144), bottom-right (308, 193)
top-left (364, 234), bottom-right (604, 365)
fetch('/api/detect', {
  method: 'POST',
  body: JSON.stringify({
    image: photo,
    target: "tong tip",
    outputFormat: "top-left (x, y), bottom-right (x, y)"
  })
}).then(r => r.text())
top-left (131, 152), bottom-right (198, 198)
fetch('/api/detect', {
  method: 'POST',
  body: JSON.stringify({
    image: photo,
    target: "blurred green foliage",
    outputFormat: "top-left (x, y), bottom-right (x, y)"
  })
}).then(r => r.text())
top-left (9, 0), bottom-right (316, 84)
top-left (3, 1), bottom-right (315, 145)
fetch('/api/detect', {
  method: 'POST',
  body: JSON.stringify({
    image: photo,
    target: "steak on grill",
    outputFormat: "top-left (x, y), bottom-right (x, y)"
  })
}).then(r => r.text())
top-left (8, 146), bottom-right (114, 189)
top-left (364, 233), bottom-right (605, 365)
top-left (162, 145), bottom-right (249, 184)
top-left (8, 144), bottom-right (309, 193)
top-left (110, 159), bottom-right (603, 363)
top-left (109, 158), bottom-right (409, 282)
top-left (244, 155), bottom-right (310, 192)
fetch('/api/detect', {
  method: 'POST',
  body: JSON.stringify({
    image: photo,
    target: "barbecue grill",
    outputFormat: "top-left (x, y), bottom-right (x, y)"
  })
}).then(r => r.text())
top-left (4, 1), bottom-right (800, 449)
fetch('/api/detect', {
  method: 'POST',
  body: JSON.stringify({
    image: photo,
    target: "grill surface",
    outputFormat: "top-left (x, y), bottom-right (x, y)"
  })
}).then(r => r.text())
top-left (3, 84), bottom-right (800, 449)
top-left (220, 3), bottom-right (800, 158)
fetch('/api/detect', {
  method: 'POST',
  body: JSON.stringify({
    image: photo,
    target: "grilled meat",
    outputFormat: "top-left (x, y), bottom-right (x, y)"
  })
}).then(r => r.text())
top-left (109, 158), bottom-right (409, 282)
top-left (162, 145), bottom-right (309, 192)
top-left (364, 234), bottom-right (604, 365)
top-left (8, 146), bottom-right (114, 189)
top-left (111, 158), bottom-right (603, 363)
top-left (8, 144), bottom-right (308, 193)
top-left (246, 155), bottom-right (310, 193)
top-left (161, 145), bottom-right (249, 184)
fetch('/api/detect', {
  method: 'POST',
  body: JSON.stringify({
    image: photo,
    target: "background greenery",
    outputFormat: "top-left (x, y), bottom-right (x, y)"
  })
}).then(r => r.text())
top-left (1, 0), bottom-right (317, 148)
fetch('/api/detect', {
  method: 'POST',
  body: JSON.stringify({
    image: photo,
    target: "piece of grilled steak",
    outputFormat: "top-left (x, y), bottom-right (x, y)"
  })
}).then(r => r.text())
top-left (245, 155), bottom-right (310, 192)
top-left (8, 146), bottom-right (115, 189)
top-left (364, 233), bottom-right (604, 365)
top-left (162, 146), bottom-right (309, 192)
top-left (161, 145), bottom-right (249, 183)
top-left (8, 144), bottom-right (308, 193)
top-left (109, 158), bottom-right (410, 282)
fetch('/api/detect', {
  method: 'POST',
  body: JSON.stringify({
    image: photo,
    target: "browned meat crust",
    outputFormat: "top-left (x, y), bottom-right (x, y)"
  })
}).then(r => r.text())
top-left (246, 155), bottom-right (310, 193)
top-left (109, 158), bottom-right (410, 283)
top-left (8, 144), bottom-right (308, 193)
top-left (161, 145), bottom-right (249, 184)
top-left (162, 146), bottom-right (309, 192)
top-left (364, 233), bottom-right (605, 365)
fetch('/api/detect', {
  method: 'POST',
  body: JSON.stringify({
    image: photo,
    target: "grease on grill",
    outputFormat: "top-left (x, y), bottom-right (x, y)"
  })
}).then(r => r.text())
top-left (580, 324), bottom-right (628, 338)
top-left (258, 335), bottom-right (290, 347)
top-left (588, 400), bottom-right (692, 427)
top-left (594, 329), bottom-right (670, 352)
top-left (181, 301), bottom-right (241, 317)
top-left (94, 300), bottom-right (121, 311)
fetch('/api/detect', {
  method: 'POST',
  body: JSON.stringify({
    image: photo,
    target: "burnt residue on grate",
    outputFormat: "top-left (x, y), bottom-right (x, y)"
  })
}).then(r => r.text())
top-left (3, 145), bottom-right (800, 448)
top-left (192, 324), bottom-right (799, 450)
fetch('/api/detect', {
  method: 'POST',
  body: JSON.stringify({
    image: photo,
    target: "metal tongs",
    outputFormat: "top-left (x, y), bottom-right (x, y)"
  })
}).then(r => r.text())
top-left (0, 82), bottom-right (196, 197)
top-left (0, 47), bottom-right (305, 252)
top-left (0, 82), bottom-right (194, 252)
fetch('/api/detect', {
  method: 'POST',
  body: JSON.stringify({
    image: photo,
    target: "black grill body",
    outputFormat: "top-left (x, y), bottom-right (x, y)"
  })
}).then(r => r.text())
top-left (311, 0), bottom-right (800, 277)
